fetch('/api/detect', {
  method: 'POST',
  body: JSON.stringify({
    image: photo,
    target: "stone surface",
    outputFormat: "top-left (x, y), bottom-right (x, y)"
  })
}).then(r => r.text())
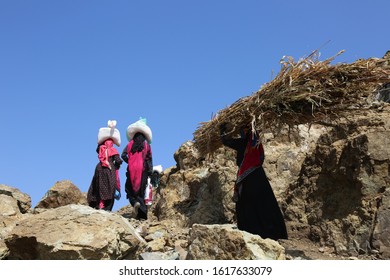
top-left (5, 205), bottom-right (145, 260)
top-left (186, 224), bottom-right (285, 260)
top-left (35, 180), bottom-right (87, 209)
top-left (0, 184), bottom-right (31, 213)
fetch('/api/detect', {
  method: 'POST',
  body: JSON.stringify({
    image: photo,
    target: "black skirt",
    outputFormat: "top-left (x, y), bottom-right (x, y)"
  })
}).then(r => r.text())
top-left (236, 166), bottom-right (288, 240)
top-left (87, 155), bottom-right (120, 203)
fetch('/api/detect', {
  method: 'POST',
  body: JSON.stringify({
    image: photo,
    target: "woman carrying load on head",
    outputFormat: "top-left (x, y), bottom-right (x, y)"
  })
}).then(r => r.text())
top-left (219, 123), bottom-right (288, 241)
top-left (121, 118), bottom-right (153, 220)
top-left (87, 120), bottom-right (122, 211)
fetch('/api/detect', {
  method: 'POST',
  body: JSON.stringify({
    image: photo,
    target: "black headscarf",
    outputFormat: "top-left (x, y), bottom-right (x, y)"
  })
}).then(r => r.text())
top-left (131, 132), bottom-right (146, 153)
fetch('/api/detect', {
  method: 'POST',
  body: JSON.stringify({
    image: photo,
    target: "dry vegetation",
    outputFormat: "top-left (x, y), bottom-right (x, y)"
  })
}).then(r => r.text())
top-left (193, 50), bottom-right (390, 156)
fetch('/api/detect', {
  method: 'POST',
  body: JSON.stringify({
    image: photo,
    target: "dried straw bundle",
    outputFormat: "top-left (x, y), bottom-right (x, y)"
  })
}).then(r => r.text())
top-left (193, 50), bottom-right (390, 156)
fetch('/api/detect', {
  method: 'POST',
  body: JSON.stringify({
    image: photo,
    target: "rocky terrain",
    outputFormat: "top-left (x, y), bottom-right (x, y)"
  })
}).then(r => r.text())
top-left (1, 95), bottom-right (389, 260)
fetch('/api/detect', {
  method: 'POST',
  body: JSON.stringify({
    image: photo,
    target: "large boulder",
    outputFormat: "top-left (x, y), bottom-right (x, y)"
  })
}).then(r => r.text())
top-left (34, 180), bottom-right (87, 209)
top-left (0, 184), bottom-right (31, 213)
top-left (5, 204), bottom-right (145, 259)
top-left (153, 145), bottom-right (238, 227)
top-left (0, 185), bottom-right (31, 260)
top-left (186, 224), bottom-right (285, 260)
top-left (173, 141), bottom-right (202, 170)
top-left (284, 107), bottom-right (390, 258)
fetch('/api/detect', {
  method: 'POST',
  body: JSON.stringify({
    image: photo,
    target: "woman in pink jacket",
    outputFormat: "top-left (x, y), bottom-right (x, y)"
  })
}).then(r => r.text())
top-left (122, 118), bottom-right (153, 220)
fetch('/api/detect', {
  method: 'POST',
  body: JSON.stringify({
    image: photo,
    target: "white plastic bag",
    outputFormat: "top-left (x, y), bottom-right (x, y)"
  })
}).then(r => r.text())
top-left (144, 178), bottom-right (153, 205)
top-left (126, 117), bottom-right (152, 143)
top-left (97, 120), bottom-right (121, 146)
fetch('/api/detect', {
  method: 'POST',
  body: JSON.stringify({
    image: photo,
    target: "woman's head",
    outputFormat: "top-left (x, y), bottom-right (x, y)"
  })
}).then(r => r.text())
top-left (133, 132), bottom-right (146, 142)
top-left (131, 132), bottom-right (147, 153)
top-left (239, 125), bottom-right (251, 138)
top-left (104, 139), bottom-right (114, 147)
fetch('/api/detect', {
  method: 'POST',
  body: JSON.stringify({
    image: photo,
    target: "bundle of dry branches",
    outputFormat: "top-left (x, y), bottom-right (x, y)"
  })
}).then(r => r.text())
top-left (193, 50), bottom-right (390, 156)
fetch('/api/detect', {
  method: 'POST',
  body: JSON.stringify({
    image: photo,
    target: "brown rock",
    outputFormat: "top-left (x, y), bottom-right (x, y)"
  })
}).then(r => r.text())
top-left (186, 224), bottom-right (285, 260)
top-left (5, 205), bottom-right (145, 259)
top-left (34, 180), bottom-right (87, 209)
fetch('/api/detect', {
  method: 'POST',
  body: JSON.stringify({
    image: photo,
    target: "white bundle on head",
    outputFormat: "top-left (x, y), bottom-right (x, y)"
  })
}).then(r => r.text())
top-left (126, 117), bottom-right (152, 144)
top-left (97, 119), bottom-right (121, 146)
top-left (153, 165), bottom-right (163, 174)
top-left (108, 120), bottom-right (117, 128)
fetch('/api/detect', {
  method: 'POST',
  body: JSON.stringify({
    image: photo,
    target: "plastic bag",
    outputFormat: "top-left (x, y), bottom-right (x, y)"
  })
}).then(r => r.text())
top-left (144, 178), bottom-right (153, 205)
top-left (114, 189), bottom-right (121, 200)
top-left (126, 117), bottom-right (152, 143)
top-left (98, 120), bottom-right (121, 146)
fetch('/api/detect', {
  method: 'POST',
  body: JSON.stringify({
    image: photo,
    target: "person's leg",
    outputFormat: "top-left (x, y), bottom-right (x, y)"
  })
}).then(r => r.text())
top-left (88, 201), bottom-right (98, 209)
top-left (136, 200), bottom-right (148, 220)
top-left (103, 199), bottom-right (114, 211)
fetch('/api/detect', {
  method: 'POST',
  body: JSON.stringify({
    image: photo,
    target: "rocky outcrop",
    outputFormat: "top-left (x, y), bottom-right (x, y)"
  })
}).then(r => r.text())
top-left (0, 184), bottom-right (31, 259)
top-left (5, 204), bottom-right (144, 260)
top-left (153, 143), bottom-right (238, 227)
top-left (0, 184), bottom-right (31, 214)
top-left (0, 183), bottom-right (288, 260)
top-left (283, 107), bottom-right (390, 258)
top-left (152, 104), bottom-right (390, 260)
top-left (187, 224), bottom-right (285, 260)
top-left (34, 180), bottom-right (87, 209)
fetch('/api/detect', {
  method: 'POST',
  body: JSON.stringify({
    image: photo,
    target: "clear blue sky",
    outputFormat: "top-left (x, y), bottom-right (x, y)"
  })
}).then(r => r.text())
top-left (1, 0), bottom-right (389, 211)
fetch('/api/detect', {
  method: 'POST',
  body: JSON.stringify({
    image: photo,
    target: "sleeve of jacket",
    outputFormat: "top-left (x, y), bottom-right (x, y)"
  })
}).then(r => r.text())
top-left (145, 143), bottom-right (153, 176)
top-left (113, 154), bottom-right (123, 169)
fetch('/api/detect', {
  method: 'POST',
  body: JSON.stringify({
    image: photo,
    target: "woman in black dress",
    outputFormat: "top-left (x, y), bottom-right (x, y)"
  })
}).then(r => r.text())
top-left (220, 123), bottom-right (288, 240)
top-left (87, 121), bottom-right (122, 211)
top-left (87, 139), bottom-right (122, 211)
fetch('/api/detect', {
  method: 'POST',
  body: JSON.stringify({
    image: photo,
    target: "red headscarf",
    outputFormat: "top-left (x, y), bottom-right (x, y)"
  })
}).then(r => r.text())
top-left (98, 139), bottom-right (119, 169)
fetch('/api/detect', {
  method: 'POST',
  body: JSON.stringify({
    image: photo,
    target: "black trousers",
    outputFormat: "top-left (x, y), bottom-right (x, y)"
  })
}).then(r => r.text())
top-left (125, 173), bottom-right (148, 220)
